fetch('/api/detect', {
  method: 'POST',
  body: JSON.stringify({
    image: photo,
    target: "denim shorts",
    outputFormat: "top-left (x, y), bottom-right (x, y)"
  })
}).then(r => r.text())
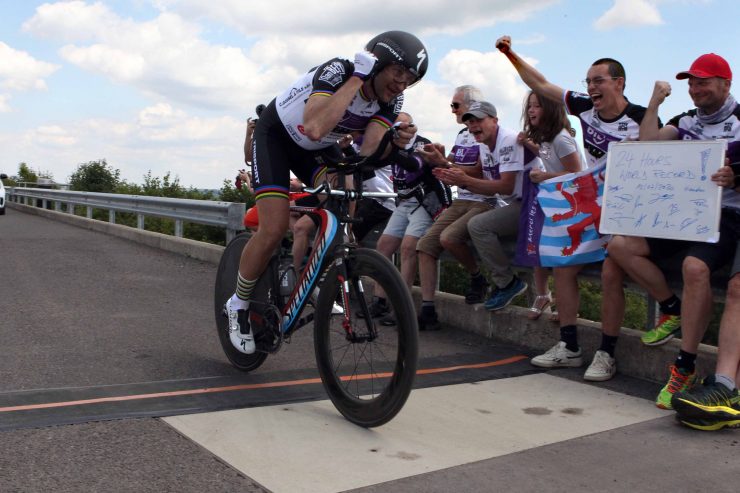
top-left (382, 198), bottom-right (433, 239)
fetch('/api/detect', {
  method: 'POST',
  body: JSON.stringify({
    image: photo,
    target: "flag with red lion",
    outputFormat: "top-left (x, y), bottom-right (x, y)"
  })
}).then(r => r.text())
top-left (516, 163), bottom-right (608, 267)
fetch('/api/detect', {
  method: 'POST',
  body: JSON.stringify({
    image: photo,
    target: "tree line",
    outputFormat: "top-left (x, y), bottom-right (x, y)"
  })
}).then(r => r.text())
top-left (4, 159), bottom-right (254, 245)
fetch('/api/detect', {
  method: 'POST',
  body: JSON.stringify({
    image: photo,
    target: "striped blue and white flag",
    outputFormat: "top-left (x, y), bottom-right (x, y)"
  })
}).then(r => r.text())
top-left (534, 163), bottom-right (608, 267)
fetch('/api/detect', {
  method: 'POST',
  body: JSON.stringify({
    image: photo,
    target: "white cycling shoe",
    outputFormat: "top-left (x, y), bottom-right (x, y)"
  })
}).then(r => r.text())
top-left (224, 297), bottom-right (256, 354)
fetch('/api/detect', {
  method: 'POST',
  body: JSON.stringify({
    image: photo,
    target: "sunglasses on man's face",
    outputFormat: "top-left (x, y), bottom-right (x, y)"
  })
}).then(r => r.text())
top-left (450, 102), bottom-right (462, 109)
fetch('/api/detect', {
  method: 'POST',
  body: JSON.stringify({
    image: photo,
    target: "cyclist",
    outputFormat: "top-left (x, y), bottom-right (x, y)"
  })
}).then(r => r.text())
top-left (224, 31), bottom-right (429, 354)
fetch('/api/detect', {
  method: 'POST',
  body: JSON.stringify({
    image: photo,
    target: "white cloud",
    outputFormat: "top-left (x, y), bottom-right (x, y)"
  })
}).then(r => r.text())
top-left (594, 0), bottom-right (664, 30)
top-left (23, 3), bottom-right (295, 111)
top-left (442, 50), bottom-right (530, 120)
top-left (0, 42), bottom-right (59, 94)
top-left (32, 125), bottom-right (79, 147)
top-left (11, 0), bottom-right (562, 187)
top-left (3, 102), bottom-right (246, 187)
top-left (0, 94), bottom-right (10, 113)
top-left (156, 0), bottom-right (558, 37)
top-left (21, 1), bottom-right (119, 42)
top-left (22, 0), bottom-right (558, 113)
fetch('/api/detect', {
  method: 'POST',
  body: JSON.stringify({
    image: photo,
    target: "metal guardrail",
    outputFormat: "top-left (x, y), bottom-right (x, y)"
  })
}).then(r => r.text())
top-left (7, 187), bottom-right (246, 242)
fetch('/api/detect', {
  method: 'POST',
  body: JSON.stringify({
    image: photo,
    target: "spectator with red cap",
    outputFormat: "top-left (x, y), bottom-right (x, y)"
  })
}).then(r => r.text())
top-left (631, 53), bottom-right (740, 418)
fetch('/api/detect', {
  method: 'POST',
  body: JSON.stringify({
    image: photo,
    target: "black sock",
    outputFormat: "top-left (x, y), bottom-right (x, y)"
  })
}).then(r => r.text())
top-left (675, 350), bottom-right (697, 373)
top-left (560, 325), bottom-right (579, 352)
top-left (421, 302), bottom-right (436, 318)
top-left (659, 295), bottom-right (681, 316)
top-left (599, 334), bottom-right (619, 357)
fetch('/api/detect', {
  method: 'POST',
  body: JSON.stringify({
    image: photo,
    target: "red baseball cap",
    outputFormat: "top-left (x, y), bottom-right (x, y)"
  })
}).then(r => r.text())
top-left (676, 53), bottom-right (732, 80)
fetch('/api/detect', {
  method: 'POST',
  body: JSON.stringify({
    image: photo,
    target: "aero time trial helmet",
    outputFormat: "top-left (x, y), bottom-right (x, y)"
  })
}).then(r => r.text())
top-left (365, 31), bottom-right (429, 84)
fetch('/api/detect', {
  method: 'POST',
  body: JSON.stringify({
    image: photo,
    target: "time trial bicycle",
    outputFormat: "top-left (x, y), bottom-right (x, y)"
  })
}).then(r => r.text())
top-left (214, 129), bottom-right (419, 427)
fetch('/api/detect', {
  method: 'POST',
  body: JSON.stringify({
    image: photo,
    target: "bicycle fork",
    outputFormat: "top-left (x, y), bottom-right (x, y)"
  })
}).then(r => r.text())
top-left (334, 253), bottom-right (378, 343)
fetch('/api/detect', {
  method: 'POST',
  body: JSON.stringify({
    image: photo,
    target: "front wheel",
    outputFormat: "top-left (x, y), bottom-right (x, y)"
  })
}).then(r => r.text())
top-left (314, 248), bottom-right (418, 427)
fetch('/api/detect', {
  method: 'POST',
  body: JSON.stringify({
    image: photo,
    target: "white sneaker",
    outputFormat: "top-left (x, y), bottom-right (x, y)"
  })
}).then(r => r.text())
top-left (224, 297), bottom-right (255, 354)
top-left (583, 350), bottom-right (617, 381)
top-left (531, 341), bottom-right (583, 368)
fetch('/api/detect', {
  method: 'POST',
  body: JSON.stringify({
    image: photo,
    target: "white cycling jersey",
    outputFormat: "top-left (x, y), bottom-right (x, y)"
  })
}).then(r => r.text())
top-left (275, 58), bottom-right (402, 151)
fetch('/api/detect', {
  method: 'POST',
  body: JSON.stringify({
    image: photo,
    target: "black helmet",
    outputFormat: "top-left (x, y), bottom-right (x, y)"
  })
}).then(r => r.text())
top-left (365, 31), bottom-right (428, 83)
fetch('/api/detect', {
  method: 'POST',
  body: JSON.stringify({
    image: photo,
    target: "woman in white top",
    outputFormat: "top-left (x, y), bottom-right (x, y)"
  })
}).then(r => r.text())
top-left (518, 91), bottom-right (583, 321)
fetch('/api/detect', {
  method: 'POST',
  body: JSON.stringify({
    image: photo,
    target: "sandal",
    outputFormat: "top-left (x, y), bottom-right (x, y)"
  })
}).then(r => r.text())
top-left (527, 294), bottom-right (551, 320)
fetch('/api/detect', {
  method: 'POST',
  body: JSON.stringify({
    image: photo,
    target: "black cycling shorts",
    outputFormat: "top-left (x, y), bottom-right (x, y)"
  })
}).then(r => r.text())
top-left (647, 207), bottom-right (740, 272)
top-left (251, 100), bottom-right (329, 201)
top-left (352, 198), bottom-right (393, 242)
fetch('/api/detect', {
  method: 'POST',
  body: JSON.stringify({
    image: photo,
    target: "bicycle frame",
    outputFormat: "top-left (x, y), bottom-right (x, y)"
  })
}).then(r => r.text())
top-left (261, 125), bottom-right (403, 338)
top-left (280, 205), bottom-right (343, 334)
top-left (278, 185), bottom-right (397, 338)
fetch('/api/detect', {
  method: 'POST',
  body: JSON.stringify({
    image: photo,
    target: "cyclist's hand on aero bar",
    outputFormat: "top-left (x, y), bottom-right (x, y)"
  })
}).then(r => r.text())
top-left (391, 121), bottom-right (417, 149)
top-left (352, 51), bottom-right (377, 80)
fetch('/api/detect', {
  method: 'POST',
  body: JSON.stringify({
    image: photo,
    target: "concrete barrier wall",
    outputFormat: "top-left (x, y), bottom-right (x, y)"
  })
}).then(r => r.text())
top-left (9, 202), bottom-right (224, 264)
top-left (11, 201), bottom-right (718, 384)
top-left (413, 289), bottom-right (718, 384)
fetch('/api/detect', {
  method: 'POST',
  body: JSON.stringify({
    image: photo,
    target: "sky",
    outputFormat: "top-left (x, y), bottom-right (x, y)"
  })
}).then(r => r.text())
top-left (1, 0), bottom-right (738, 189)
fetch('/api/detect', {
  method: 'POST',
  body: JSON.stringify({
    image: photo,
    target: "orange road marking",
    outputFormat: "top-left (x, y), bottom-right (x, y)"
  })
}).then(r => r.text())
top-left (0, 355), bottom-right (528, 414)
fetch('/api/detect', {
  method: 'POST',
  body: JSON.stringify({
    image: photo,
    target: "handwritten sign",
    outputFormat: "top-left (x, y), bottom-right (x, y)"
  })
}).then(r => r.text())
top-left (600, 140), bottom-right (724, 242)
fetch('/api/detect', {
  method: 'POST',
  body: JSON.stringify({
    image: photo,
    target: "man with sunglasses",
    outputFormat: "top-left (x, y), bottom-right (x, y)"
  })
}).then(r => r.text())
top-left (496, 35), bottom-right (653, 382)
top-left (224, 31), bottom-right (428, 354)
top-left (414, 85), bottom-right (494, 330)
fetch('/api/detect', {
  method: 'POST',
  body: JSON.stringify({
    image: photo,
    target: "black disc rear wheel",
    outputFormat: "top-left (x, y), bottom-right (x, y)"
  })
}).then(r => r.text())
top-left (214, 232), bottom-right (268, 372)
top-left (314, 248), bottom-right (418, 427)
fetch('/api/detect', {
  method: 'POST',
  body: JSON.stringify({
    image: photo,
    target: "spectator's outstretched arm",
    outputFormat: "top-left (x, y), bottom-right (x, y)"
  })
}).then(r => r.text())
top-left (640, 81), bottom-right (679, 141)
top-left (495, 36), bottom-right (564, 104)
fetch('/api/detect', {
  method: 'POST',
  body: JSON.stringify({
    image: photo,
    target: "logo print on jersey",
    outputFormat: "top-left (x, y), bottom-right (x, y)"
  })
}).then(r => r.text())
top-left (280, 88), bottom-right (298, 107)
top-left (725, 122), bottom-right (733, 133)
top-left (318, 61), bottom-right (346, 88)
top-left (297, 125), bottom-right (306, 135)
top-left (618, 122), bottom-right (628, 132)
top-left (587, 125), bottom-right (607, 145)
top-left (279, 87), bottom-right (303, 108)
top-left (500, 145), bottom-right (514, 163)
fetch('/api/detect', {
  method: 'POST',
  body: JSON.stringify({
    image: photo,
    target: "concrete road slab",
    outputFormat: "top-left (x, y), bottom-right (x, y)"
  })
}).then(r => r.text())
top-left (165, 373), bottom-right (665, 493)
